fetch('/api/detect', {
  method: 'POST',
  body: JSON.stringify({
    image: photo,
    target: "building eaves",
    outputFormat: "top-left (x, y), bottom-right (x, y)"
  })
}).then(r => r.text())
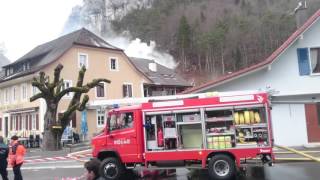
top-left (183, 8), bottom-right (320, 94)
top-left (1, 28), bottom-right (123, 83)
top-left (129, 57), bottom-right (192, 87)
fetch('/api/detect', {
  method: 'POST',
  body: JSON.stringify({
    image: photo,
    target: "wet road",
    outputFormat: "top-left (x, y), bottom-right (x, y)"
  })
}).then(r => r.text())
top-left (18, 161), bottom-right (320, 179)
top-left (137, 162), bottom-right (320, 180)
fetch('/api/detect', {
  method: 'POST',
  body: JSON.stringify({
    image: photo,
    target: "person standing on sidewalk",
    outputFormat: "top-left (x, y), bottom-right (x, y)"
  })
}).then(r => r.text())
top-left (0, 136), bottom-right (9, 180)
top-left (9, 135), bottom-right (26, 180)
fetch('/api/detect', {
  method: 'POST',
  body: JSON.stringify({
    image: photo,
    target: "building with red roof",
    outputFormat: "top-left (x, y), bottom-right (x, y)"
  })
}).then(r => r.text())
top-left (184, 8), bottom-right (320, 146)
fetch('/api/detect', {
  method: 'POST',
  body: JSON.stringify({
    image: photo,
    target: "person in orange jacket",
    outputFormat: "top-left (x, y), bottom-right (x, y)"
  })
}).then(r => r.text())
top-left (9, 135), bottom-right (26, 180)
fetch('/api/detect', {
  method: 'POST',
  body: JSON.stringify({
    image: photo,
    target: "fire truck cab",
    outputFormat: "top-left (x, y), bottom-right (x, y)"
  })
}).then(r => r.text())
top-left (92, 91), bottom-right (274, 180)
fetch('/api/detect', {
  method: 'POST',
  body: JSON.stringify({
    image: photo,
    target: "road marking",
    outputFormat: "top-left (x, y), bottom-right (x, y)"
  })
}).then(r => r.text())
top-left (25, 156), bottom-right (42, 159)
top-left (25, 160), bottom-right (77, 164)
top-left (24, 154), bottom-right (91, 164)
top-left (8, 165), bottom-right (84, 170)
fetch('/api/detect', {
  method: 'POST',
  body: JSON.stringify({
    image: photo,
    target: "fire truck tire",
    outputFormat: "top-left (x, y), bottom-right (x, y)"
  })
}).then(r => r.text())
top-left (100, 157), bottom-right (125, 180)
top-left (208, 154), bottom-right (236, 180)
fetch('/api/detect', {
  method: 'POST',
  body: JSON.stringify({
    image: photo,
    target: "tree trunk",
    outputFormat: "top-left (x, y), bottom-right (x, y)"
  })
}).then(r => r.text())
top-left (42, 130), bottom-right (62, 151)
top-left (221, 45), bottom-right (225, 75)
top-left (42, 103), bottom-right (62, 151)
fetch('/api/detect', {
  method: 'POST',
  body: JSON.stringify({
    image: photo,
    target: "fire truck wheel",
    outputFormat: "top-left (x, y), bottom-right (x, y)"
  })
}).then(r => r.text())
top-left (100, 157), bottom-right (124, 180)
top-left (208, 154), bottom-right (236, 180)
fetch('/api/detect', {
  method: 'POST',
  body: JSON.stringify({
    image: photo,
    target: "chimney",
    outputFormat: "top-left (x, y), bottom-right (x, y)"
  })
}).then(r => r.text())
top-left (148, 62), bottom-right (157, 72)
top-left (294, 1), bottom-right (308, 28)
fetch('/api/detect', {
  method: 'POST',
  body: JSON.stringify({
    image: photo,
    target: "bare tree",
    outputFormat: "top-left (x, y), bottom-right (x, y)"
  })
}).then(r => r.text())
top-left (30, 64), bottom-right (110, 151)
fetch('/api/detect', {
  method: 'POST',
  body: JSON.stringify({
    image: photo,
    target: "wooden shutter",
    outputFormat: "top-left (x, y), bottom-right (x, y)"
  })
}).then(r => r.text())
top-left (123, 85), bottom-right (126, 97)
top-left (15, 116), bottom-right (18, 130)
top-left (19, 115), bottom-right (22, 130)
top-left (29, 115), bottom-right (32, 130)
top-left (25, 115), bottom-right (28, 130)
top-left (129, 84), bottom-right (132, 97)
top-left (297, 48), bottom-right (310, 75)
top-left (36, 114), bottom-right (39, 130)
top-left (10, 116), bottom-right (12, 130)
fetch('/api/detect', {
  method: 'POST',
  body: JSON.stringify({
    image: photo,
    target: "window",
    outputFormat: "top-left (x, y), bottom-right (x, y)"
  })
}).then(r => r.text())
top-left (12, 86), bottom-right (17, 102)
top-left (109, 114), bottom-right (117, 131)
top-left (78, 53), bottom-right (88, 69)
top-left (32, 114), bottom-right (36, 130)
top-left (109, 112), bottom-right (134, 131)
top-left (96, 83), bottom-right (105, 97)
top-left (62, 80), bottom-right (72, 98)
top-left (21, 84), bottom-right (27, 100)
top-left (109, 58), bottom-right (118, 71)
top-left (297, 48), bottom-right (310, 76)
top-left (5, 89), bottom-right (9, 103)
top-left (97, 109), bottom-right (105, 127)
top-left (123, 84), bottom-right (133, 98)
top-left (310, 48), bottom-right (320, 74)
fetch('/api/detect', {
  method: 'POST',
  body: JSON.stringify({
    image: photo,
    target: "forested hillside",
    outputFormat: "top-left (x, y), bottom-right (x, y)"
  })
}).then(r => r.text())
top-left (111, 0), bottom-right (320, 84)
top-left (65, 0), bottom-right (320, 85)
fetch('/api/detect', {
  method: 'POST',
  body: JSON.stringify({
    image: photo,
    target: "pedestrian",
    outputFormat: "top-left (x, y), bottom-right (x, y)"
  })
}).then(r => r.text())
top-left (9, 135), bottom-right (26, 180)
top-left (84, 158), bottom-right (104, 180)
top-left (0, 136), bottom-right (9, 180)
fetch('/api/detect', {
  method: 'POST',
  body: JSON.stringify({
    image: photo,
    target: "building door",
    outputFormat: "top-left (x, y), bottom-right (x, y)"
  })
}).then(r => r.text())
top-left (4, 117), bottom-right (8, 138)
top-left (305, 104), bottom-right (320, 142)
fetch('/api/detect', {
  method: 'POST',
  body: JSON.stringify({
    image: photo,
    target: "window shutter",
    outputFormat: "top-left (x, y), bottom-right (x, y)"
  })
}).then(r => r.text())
top-left (10, 116), bottom-right (12, 130)
top-left (36, 114), bottom-right (39, 130)
top-left (29, 115), bottom-right (32, 130)
top-left (297, 48), bottom-right (310, 75)
top-left (0, 118), bottom-right (2, 131)
top-left (16, 116), bottom-right (18, 130)
top-left (26, 115), bottom-right (28, 130)
top-left (19, 115), bottom-right (22, 130)
top-left (123, 85), bottom-right (126, 97)
top-left (129, 85), bottom-right (132, 97)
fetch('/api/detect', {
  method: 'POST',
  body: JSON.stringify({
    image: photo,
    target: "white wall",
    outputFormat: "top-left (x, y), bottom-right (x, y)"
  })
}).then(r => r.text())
top-left (198, 17), bottom-right (320, 146)
top-left (209, 18), bottom-right (320, 95)
top-left (271, 104), bottom-right (308, 146)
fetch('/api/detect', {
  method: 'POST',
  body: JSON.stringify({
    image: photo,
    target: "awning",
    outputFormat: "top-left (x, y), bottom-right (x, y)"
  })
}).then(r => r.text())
top-left (5, 107), bottom-right (39, 114)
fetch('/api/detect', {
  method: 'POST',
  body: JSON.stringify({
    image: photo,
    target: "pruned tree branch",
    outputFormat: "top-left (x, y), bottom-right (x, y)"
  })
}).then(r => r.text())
top-left (55, 79), bottom-right (64, 95)
top-left (56, 87), bottom-right (89, 101)
top-left (30, 63), bottom-right (111, 150)
top-left (32, 78), bottom-right (49, 95)
top-left (30, 92), bottom-right (44, 102)
top-left (78, 95), bottom-right (89, 111)
top-left (85, 78), bottom-right (111, 88)
top-left (53, 64), bottom-right (63, 86)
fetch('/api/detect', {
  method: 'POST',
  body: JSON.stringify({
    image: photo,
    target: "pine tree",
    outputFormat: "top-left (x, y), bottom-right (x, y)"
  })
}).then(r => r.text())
top-left (177, 15), bottom-right (191, 70)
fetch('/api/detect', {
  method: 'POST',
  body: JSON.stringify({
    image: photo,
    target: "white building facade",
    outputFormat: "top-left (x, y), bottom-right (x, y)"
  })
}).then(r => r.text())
top-left (184, 9), bottom-right (320, 146)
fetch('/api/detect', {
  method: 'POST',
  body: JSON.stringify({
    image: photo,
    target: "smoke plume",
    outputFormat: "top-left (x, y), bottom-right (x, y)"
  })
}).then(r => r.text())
top-left (62, 0), bottom-right (176, 68)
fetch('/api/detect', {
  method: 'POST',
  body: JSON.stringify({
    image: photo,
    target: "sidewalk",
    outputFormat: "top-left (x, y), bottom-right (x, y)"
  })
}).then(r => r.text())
top-left (273, 146), bottom-right (320, 162)
top-left (26, 148), bottom-right (70, 158)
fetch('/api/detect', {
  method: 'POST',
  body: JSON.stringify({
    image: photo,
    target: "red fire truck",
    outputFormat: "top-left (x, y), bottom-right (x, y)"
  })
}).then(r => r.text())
top-left (91, 91), bottom-right (274, 180)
